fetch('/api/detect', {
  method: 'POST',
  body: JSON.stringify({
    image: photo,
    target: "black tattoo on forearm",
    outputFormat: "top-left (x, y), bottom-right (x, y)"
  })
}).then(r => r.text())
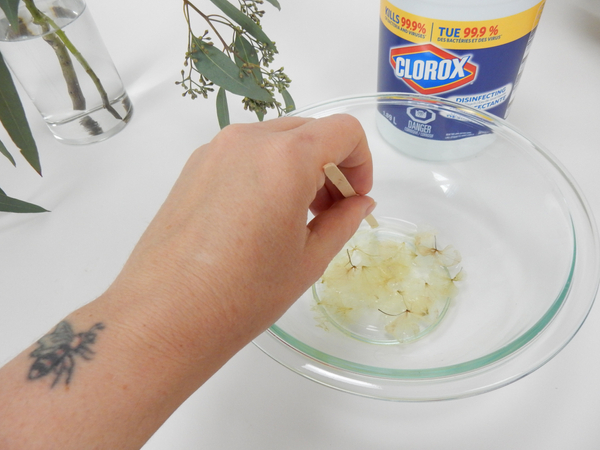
top-left (28, 321), bottom-right (105, 387)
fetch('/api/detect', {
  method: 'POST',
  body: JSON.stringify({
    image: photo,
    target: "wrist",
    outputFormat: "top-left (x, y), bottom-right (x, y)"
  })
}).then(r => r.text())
top-left (96, 274), bottom-right (247, 383)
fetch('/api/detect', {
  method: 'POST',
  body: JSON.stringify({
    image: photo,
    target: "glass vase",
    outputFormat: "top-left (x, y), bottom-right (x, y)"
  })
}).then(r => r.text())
top-left (0, 0), bottom-right (132, 144)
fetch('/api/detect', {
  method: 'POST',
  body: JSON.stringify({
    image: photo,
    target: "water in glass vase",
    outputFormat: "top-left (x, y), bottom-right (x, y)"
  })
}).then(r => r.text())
top-left (0, 0), bottom-right (132, 144)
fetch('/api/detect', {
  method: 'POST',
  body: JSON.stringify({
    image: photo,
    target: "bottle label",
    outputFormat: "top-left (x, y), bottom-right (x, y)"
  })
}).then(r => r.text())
top-left (378, 0), bottom-right (545, 141)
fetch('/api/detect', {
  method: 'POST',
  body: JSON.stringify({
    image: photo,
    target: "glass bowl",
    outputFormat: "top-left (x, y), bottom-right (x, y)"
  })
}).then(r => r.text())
top-left (252, 93), bottom-right (600, 401)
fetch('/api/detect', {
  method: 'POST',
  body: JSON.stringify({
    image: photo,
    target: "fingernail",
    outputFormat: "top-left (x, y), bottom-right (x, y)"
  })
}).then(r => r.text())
top-left (364, 200), bottom-right (377, 217)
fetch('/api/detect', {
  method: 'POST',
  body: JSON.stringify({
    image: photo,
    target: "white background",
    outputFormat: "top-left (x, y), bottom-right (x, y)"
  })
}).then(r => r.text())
top-left (1, 0), bottom-right (599, 448)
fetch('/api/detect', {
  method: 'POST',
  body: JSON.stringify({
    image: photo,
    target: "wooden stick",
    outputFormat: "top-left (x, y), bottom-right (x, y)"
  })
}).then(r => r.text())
top-left (323, 163), bottom-right (379, 228)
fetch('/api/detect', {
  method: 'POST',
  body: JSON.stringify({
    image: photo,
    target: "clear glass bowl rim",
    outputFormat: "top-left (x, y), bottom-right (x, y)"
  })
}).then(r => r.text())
top-left (253, 93), bottom-right (600, 401)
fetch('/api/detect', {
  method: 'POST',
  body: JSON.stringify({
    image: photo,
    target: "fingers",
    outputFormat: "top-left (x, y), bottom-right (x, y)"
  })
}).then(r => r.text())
top-left (302, 195), bottom-right (376, 279)
top-left (288, 114), bottom-right (373, 196)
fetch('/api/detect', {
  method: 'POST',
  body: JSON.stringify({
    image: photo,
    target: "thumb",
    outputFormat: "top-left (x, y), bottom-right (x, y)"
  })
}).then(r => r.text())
top-left (303, 195), bottom-right (376, 278)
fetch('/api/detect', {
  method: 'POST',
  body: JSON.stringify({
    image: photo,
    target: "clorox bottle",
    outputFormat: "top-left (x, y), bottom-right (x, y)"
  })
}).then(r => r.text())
top-left (377, 0), bottom-right (545, 160)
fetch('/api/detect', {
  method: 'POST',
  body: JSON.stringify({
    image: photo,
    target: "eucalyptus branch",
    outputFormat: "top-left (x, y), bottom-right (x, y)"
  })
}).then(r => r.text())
top-left (178, 0), bottom-right (294, 127)
top-left (23, 0), bottom-right (86, 111)
top-left (44, 33), bottom-right (86, 109)
top-left (52, 28), bottom-right (121, 120)
top-left (23, 0), bottom-right (122, 121)
top-left (184, 0), bottom-right (230, 50)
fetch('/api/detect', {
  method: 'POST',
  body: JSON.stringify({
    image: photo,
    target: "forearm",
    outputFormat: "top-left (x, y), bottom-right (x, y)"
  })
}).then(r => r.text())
top-left (0, 115), bottom-right (375, 449)
top-left (0, 283), bottom-right (242, 450)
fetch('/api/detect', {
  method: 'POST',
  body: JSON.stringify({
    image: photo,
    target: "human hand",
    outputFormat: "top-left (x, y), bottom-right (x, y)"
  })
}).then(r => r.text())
top-left (0, 115), bottom-right (375, 450)
top-left (110, 114), bottom-right (375, 351)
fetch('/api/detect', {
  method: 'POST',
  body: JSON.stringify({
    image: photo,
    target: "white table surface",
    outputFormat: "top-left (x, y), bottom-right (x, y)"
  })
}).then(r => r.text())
top-left (1, 0), bottom-right (600, 448)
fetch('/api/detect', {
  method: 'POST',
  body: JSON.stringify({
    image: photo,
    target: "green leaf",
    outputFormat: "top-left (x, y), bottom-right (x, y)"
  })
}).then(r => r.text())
top-left (255, 110), bottom-right (264, 122)
top-left (264, 0), bottom-right (281, 10)
top-left (191, 38), bottom-right (273, 102)
top-left (207, 0), bottom-right (276, 51)
top-left (234, 34), bottom-right (262, 82)
top-left (216, 87), bottom-right (230, 129)
top-left (0, 52), bottom-right (41, 175)
top-left (0, 0), bottom-right (20, 31)
top-left (0, 138), bottom-right (16, 166)
top-left (0, 191), bottom-right (48, 213)
top-left (281, 88), bottom-right (295, 113)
